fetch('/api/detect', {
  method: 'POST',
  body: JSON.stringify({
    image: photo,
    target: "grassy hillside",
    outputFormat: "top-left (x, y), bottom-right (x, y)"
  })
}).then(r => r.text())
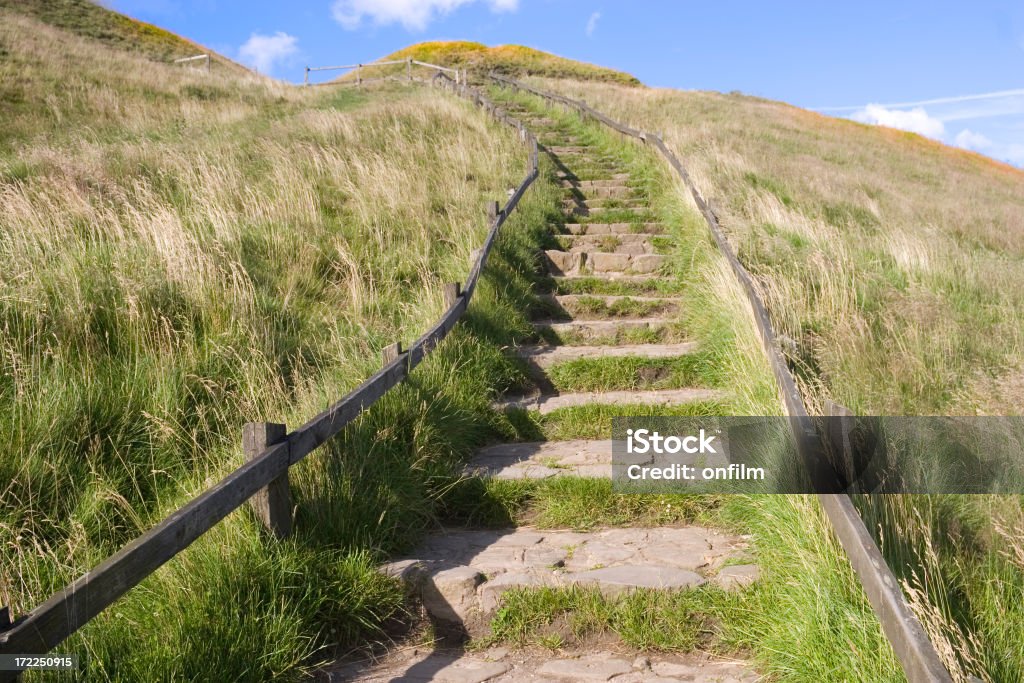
top-left (0, 0), bottom-right (247, 72)
top-left (533, 76), bottom-right (1024, 681)
top-left (360, 41), bottom-right (640, 85)
top-left (0, 10), bottom-right (559, 680)
top-left (4, 1), bottom-right (1021, 679)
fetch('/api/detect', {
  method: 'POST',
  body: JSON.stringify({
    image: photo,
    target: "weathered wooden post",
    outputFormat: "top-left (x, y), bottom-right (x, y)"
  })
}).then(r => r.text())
top-left (242, 422), bottom-right (291, 538)
top-left (356, 64), bottom-right (362, 87)
top-left (382, 341), bottom-right (403, 364)
top-left (443, 282), bottom-right (462, 307)
top-left (407, 58), bottom-right (412, 81)
top-left (304, 66), bottom-right (310, 86)
top-left (487, 200), bottom-right (499, 224)
top-left (205, 54), bottom-right (211, 72)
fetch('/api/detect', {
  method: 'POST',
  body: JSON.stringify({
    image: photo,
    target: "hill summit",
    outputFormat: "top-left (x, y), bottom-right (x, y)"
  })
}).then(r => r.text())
top-left (0, 0), bottom-right (244, 72)
top-left (379, 41), bottom-right (640, 85)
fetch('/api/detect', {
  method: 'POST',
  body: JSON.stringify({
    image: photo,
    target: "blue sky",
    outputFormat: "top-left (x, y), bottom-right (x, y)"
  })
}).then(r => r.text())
top-left (110, 0), bottom-right (1024, 166)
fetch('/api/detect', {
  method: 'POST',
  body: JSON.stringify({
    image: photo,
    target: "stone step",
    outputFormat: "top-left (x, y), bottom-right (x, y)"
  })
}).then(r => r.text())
top-left (557, 171), bottom-right (630, 182)
top-left (546, 145), bottom-right (592, 154)
top-left (557, 233), bottom-right (662, 255)
top-left (494, 387), bottom-right (722, 414)
top-left (558, 236), bottom-right (658, 256)
top-left (379, 525), bottom-right (755, 630)
top-left (513, 341), bottom-right (698, 369)
top-left (562, 178), bottom-right (632, 188)
top-left (561, 222), bottom-right (665, 235)
top-left (533, 317), bottom-right (674, 338)
top-left (544, 250), bottom-right (665, 275)
top-left (538, 293), bottom-right (682, 319)
top-left (335, 647), bottom-right (760, 683)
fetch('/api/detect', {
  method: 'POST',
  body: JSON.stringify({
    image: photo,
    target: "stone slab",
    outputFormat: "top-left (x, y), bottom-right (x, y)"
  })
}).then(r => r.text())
top-left (513, 342), bottom-right (697, 368)
top-left (494, 388), bottom-right (723, 414)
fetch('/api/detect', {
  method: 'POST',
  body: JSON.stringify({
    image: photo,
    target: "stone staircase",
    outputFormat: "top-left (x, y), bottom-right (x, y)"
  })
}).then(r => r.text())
top-left (341, 100), bottom-right (759, 683)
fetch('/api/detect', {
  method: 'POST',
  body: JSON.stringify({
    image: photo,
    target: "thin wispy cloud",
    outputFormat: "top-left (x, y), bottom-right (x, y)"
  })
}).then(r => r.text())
top-left (818, 88), bottom-right (1024, 113)
top-left (332, 0), bottom-right (518, 32)
top-left (586, 11), bottom-right (601, 38)
top-left (238, 31), bottom-right (298, 74)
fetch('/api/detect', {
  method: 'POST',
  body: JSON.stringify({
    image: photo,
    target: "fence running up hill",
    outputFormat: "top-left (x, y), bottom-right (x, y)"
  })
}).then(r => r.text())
top-left (0, 71), bottom-right (536, 677)
top-left (486, 73), bottom-right (955, 683)
top-left (304, 58), bottom-right (467, 87)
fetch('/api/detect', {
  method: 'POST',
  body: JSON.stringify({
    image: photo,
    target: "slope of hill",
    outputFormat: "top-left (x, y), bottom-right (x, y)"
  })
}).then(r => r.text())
top-left (529, 76), bottom-right (1024, 681)
top-left (0, 0), bottom-right (247, 71)
top-left (364, 40), bottom-right (640, 85)
top-left (0, 7), bottom-right (546, 680)
top-left (4, 0), bottom-right (1023, 678)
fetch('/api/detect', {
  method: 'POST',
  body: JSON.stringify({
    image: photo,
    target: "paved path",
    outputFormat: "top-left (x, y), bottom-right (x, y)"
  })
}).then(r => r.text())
top-left (329, 647), bottom-right (757, 682)
top-left (341, 94), bottom-right (760, 683)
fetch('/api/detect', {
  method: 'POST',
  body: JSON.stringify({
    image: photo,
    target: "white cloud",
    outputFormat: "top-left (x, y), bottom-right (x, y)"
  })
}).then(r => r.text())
top-left (238, 32), bottom-right (298, 74)
top-left (586, 11), bottom-right (601, 37)
top-left (332, 0), bottom-right (518, 32)
top-left (851, 104), bottom-right (946, 139)
top-left (953, 129), bottom-right (993, 152)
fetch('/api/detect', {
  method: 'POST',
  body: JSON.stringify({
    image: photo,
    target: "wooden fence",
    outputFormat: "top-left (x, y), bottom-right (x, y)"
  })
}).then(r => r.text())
top-left (172, 54), bottom-right (210, 72)
top-left (304, 58), bottom-right (467, 87)
top-left (0, 75), bottom-right (537, 676)
top-left (487, 72), bottom-right (954, 683)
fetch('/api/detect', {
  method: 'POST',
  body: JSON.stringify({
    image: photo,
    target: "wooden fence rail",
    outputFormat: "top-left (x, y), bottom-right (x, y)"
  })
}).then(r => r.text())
top-left (305, 58), bottom-right (464, 86)
top-left (0, 75), bottom-right (537, 672)
top-left (172, 53), bottom-right (210, 72)
top-left (487, 72), bottom-right (954, 683)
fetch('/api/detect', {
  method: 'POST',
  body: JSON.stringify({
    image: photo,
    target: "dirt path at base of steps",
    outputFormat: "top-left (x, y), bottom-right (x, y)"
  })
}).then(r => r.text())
top-left (338, 95), bottom-right (760, 682)
top-left (328, 646), bottom-right (755, 682)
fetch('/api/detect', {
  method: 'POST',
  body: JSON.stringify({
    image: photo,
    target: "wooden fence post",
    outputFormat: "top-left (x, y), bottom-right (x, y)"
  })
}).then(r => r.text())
top-left (242, 422), bottom-right (291, 538)
top-left (382, 341), bottom-right (403, 364)
top-left (407, 58), bottom-right (412, 81)
top-left (487, 200), bottom-right (499, 223)
top-left (304, 66), bottom-right (309, 86)
top-left (443, 282), bottom-right (462, 307)
top-left (356, 64), bottom-right (362, 87)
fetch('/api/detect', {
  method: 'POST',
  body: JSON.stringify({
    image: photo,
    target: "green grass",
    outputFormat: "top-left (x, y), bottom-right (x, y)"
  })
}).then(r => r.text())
top-left (546, 276), bottom-right (687, 297)
top-left (544, 354), bottom-right (717, 392)
top-left (479, 585), bottom-right (740, 652)
top-left (529, 293), bottom-right (679, 320)
top-left (495, 401), bottom-right (732, 442)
